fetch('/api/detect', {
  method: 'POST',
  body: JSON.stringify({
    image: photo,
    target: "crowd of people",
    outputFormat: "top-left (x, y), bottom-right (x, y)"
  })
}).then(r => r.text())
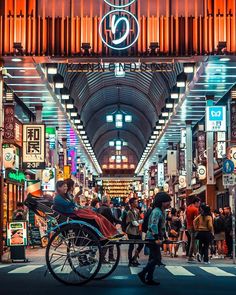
top-left (52, 180), bottom-right (234, 266)
top-left (19, 179), bottom-right (235, 285)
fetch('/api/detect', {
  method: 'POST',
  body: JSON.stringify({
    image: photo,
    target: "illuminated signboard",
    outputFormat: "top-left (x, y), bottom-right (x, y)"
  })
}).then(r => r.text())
top-left (7, 222), bottom-right (28, 247)
top-left (22, 124), bottom-right (45, 169)
top-left (99, 0), bottom-right (140, 50)
top-left (42, 168), bottom-right (56, 191)
top-left (206, 106), bottom-right (226, 132)
top-left (6, 169), bottom-right (25, 183)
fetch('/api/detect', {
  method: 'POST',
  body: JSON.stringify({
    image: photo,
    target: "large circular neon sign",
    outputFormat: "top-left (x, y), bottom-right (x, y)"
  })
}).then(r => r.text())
top-left (99, 9), bottom-right (140, 51)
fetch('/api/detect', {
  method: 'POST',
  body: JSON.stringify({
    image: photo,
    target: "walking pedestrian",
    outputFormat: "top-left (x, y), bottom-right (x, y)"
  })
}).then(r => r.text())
top-left (213, 209), bottom-right (225, 258)
top-left (168, 208), bottom-right (182, 257)
top-left (194, 204), bottom-right (214, 264)
top-left (186, 197), bottom-right (201, 262)
top-left (98, 196), bottom-right (121, 263)
top-left (224, 207), bottom-right (233, 258)
top-left (126, 198), bottom-right (144, 267)
top-left (137, 192), bottom-right (171, 286)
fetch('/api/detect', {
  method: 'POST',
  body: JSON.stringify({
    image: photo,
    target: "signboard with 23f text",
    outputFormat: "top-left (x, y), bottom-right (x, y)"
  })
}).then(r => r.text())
top-left (22, 124), bottom-right (46, 170)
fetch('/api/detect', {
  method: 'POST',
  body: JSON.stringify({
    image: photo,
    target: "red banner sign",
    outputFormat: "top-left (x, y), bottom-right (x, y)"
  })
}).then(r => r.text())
top-left (3, 104), bottom-right (15, 142)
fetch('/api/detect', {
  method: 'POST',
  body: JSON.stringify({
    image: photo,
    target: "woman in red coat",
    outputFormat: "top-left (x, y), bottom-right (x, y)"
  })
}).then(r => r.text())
top-left (54, 180), bottom-right (120, 239)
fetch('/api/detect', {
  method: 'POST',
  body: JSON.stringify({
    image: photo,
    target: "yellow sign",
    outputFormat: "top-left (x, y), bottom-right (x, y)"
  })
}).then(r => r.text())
top-left (56, 169), bottom-right (64, 181)
top-left (63, 166), bottom-right (71, 180)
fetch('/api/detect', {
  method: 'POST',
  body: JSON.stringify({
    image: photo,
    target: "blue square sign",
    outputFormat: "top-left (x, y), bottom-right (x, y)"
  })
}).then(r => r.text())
top-left (209, 107), bottom-right (223, 121)
top-left (206, 105), bottom-right (226, 132)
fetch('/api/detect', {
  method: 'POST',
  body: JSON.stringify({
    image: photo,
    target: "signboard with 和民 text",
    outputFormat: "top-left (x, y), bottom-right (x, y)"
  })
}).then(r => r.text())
top-left (206, 106), bottom-right (226, 132)
top-left (22, 124), bottom-right (45, 170)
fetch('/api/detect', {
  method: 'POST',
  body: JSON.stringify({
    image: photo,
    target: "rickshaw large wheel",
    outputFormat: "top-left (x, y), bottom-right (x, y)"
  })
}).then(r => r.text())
top-left (95, 242), bottom-right (120, 280)
top-left (46, 223), bottom-right (102, 285)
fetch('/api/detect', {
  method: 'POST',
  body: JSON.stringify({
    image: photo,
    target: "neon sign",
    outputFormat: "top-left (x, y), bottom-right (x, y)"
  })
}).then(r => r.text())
top-left (99, 1), bottom-right (140, 51)
top-left (6, 169), bottom-right (26, 183)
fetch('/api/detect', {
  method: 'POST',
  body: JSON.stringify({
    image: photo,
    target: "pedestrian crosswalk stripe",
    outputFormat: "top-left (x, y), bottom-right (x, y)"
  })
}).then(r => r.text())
top-left (129, 267), bottom-right (142, 275)
top-left (165, 266), bottom-right (195, 276)
top-left (200, 267), bottom-right (236, 277)
top-left (54, 265), bottom-right (72, 274)
top-left (112, 275), bottom-right (129, 280)
top-left (8, 265), bottom-right (44, 274)
top-left (99, 265), bottom-right (113, 274)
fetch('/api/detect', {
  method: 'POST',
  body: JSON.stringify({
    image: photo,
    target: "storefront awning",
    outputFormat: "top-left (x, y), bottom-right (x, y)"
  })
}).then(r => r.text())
top-left (189, 185), bottom-right (206, 196)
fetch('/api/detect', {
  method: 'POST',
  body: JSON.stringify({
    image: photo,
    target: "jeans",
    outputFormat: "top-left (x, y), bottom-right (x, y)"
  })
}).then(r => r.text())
top-left (141, 243), bottom-right (162, 280)
top-left (197, 231), bottom-right (212, 262)
top-left (187, 229), bottom-right (197, 258)
top-left (127, 234), bottom-right (143, 263)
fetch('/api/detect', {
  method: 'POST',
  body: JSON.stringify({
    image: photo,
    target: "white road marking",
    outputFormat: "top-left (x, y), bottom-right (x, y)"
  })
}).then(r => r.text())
top-left (165, 266), bottom-right (195, 276)
top-left (200, 267), bottom-right (236, 277)
top-left (99, 265), bottom-right (113, 274)
top-left (54, 265), bottom-right (72, 274)
top-left (8, 265), bottom-right (44, 274)
top-left (112, 275), bottom-right (129, 280)
top-left (129, 267), bottom-right (142, 275)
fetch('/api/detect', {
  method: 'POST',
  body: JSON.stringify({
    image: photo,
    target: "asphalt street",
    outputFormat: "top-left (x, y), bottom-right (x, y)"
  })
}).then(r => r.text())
top-left (1, 262), bottom-right (236, 295)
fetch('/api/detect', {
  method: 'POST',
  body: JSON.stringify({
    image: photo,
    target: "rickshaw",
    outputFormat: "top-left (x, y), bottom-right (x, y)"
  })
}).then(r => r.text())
top-left (24, 195), bottom-right (183, 286)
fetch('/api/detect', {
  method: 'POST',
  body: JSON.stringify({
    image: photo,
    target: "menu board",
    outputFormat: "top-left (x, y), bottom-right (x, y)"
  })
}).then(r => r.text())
top-left (7, 222), bottom-right (28, 246)
top-left (28, 226), bottom-right (42, 247)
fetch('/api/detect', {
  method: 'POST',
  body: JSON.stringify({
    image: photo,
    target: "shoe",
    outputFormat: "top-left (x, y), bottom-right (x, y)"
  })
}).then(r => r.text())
top-left (204, 261), bottom-right (210, 264)
top-left (187, 257), bottom-right (196, 263)
top-left (157, 262), bottom-right (166, 267)
top-left (196, 253), bottom-right (202, 262)
top-left (137, 272), bottom-right (147, 284)
top-left (109, 257), bottom-right (116, 262)
top-left (146, 279), bottom-right (161, 286)
top-left (129, 261), bottom-right (139, 267)
top-left (133, 260), bottom-right (141, 266)
top-left (101, 259), bottom-right (110, 264)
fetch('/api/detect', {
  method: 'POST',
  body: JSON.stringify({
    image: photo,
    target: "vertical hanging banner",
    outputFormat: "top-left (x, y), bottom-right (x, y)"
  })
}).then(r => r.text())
top-left (3, 104), bottom-right (15, 142)
top-left (216, 132), bottom-right (226, 159)
top-left (14, 118), bottom-right (23, 147)
top-left (157, 163), bottom-right (165, 187)
top-left (231, 102), bottom-right (236, 142)
top-left (22, 124), bottom-right (46, 170)
top-left (197, 131), bottom-right (206, 162)
top-left (68, 149), bottom-right (77, 175)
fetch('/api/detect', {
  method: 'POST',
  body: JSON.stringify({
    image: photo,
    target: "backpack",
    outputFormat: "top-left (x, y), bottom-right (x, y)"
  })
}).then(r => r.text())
top-left (121, 210), bottom-right (129, 232)
top-left (142, 208), bottom-right (153, 233)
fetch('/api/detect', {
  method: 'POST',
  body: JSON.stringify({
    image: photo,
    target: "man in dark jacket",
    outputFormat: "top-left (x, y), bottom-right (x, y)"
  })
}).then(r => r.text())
top-left (98, 196), bottom-right (121, 263)
top-left (98, 196), bottom-right (121, 225)
top-left (224, 207), bottom-right (233, 258)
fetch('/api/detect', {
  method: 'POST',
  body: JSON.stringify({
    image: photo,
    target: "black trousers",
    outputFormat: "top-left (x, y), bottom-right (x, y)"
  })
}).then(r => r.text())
top-left (225, 232), bottom-right (233, 255)
top-left (197, 231), bottom-right (212, 263)
top-left (127, 234), bottom-right (143, 262)
top-left (141, 243), bottom-right (162, 280)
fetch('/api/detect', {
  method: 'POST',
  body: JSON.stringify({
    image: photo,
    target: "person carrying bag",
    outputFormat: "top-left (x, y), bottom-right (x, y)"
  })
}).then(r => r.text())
top-left (193, 204), bottom-right (214, 264)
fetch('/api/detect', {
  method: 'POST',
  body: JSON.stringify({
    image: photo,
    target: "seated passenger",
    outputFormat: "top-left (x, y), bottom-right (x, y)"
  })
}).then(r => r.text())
top-left (54, 180), bottom-right (120, 239)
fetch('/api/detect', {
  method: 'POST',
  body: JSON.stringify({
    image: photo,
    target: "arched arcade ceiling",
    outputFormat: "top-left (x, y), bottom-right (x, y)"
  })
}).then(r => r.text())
top-left (58, 63), bottom-right (183, 167)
